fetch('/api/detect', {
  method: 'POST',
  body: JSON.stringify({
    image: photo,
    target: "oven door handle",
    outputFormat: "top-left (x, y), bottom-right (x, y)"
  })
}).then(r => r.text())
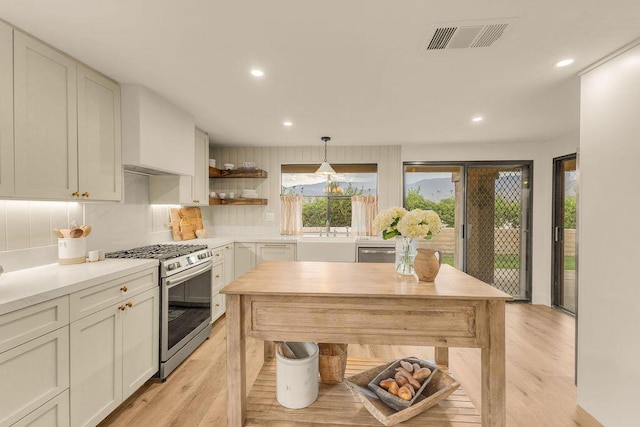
top-left (359, 249), bottom-right (396, 255)
top-left (165, 261), bottom-right (213, 288)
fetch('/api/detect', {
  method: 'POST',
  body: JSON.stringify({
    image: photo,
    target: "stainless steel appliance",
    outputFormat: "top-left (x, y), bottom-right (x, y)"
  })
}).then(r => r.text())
top-left (106, 244), bottom-right (214, 379)
top-left (357, 246), bottom-right (396, 263)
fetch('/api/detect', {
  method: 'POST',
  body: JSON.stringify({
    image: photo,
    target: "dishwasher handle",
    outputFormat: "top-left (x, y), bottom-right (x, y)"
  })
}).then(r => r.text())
top-left (359, 249), bottom-right (395, 255)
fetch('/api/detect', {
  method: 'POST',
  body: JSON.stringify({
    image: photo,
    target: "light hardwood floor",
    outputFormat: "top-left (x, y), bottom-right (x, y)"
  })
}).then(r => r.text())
top-left (100, 303), bottom-right (601, 427)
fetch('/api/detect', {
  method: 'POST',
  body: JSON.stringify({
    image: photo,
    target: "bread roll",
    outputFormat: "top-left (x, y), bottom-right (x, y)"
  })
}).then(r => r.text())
top-left (398, 386), bottom-right (412, 401)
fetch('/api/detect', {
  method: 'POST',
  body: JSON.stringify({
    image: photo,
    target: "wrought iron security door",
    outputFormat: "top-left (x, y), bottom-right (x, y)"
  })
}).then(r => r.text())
top-left (465, 164), bottom-right (531, 299)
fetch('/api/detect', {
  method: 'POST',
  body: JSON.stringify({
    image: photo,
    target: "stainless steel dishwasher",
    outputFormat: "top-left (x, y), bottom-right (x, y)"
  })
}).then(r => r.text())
top-left (357, 246), bottom-right (396, 263)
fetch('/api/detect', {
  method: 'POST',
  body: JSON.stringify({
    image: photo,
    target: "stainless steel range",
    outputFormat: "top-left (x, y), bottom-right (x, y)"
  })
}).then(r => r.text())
top-left (106, 244), bottom-right (214, 379)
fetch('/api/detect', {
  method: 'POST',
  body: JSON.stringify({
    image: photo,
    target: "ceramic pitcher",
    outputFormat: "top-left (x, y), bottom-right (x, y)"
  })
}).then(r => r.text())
top-left (414, 248), bottom-right (441, 282)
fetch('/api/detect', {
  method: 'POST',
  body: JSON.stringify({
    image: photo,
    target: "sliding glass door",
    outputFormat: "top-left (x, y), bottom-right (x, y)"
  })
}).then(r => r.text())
top-left (404, 161), bottom-right (532, 300)
top-left (552, 154), bottom-right (577, 314)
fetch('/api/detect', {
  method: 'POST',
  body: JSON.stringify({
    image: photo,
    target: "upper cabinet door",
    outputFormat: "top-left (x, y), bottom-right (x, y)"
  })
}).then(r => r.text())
top-left (0, 22), bottom-right (13, 197)
top-left (194, 128), bottom-right (209, 205)
top-left (13, 31), bottom-right (78, 199)
top-left (77, 65), bottom-right (122, 201)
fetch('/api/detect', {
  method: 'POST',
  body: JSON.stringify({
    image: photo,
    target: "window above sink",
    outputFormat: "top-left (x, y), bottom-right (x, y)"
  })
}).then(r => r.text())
top-left (281, 164), bottom-right (377, 234)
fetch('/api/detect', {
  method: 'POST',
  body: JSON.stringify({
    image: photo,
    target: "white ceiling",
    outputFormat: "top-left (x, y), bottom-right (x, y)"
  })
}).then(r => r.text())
top-left (1, 1), bottom-right (639, 147)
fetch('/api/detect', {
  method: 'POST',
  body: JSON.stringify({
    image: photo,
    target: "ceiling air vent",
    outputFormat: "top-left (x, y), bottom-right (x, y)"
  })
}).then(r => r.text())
top-left (424, 19), bottom-right (513, 51)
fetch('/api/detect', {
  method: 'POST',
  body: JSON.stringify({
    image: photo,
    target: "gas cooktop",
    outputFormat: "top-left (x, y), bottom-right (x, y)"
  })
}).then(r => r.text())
top-left (105, 244), bottom-right (208, 261)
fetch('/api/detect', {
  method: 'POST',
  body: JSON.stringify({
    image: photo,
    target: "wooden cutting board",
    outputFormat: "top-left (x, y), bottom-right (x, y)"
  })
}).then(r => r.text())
top-left (169, 207), bottom-right (204, 240)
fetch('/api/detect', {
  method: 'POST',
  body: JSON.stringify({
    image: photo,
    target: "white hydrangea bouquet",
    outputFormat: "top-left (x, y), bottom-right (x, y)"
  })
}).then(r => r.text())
top-left (373, 207), bottom-right (442, 275)
top-left (373, 207), bottom-right (442, 240)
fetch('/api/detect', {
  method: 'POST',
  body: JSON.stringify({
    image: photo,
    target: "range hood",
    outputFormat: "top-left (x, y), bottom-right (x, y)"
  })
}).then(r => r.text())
top-left (121, 84), bottom-right (195, 176)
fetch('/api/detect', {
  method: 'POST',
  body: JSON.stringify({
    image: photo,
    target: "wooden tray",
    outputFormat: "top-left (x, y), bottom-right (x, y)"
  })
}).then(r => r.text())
top-left (368, 358), bottom-right (438, 411)
top-left (345, 359), bottom-right (460, 426)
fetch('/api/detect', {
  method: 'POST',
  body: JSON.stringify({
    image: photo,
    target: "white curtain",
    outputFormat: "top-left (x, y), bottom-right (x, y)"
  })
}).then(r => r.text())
top-left (280, 195), bottom-right (304, 235)
top-left (351, 195), bottom-right (378, 236)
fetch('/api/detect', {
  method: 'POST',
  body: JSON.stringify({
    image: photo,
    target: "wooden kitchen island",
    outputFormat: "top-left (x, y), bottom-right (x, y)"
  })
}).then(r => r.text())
top-left (221, 262), bottom-right (513, 426)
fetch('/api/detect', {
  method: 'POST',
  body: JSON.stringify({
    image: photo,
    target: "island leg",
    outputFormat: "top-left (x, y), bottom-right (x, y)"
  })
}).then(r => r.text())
top-left (434, 347), bottom-right (449, 368)
top-left (264, 341), bottom-right (276, 361)
top-left (226, 294), bottom-right (246, 427)
top-left (481, 300), bottom-right (506, 426)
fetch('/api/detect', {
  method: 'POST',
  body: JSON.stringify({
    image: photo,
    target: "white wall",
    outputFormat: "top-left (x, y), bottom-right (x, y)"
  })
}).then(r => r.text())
top-left (208, 145), bottom-right (402, 233)
top-left (402, 134), bottom-right (578, 305)
top-left (578, 42), bottom-right (640, 425)
top-left (0, 172), bottom-right (173, 272)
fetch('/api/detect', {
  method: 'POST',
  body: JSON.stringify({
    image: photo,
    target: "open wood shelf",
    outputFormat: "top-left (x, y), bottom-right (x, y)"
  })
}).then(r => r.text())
top-left (244, 358), bottom-right (480, 426)
top-left (209, 197), bottom-right (268, 206)
top-left (209, 167), bottom-right (267, 178)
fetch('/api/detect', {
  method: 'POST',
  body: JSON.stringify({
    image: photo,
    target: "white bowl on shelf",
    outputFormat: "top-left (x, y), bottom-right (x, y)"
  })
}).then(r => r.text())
top-left (223, 163), bottom-right (235, 170)
top-left (241, 161), bottom-right (256, 168)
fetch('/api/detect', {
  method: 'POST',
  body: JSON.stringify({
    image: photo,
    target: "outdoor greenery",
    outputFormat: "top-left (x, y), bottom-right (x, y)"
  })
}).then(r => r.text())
top-left (405, 188), bottom-right (455, 226)
top-left (405, 188), bottom-right (577, 229)
top-left (564, 196), bottom-right (576, 228)
top-left (302, 182), bottom-right (364, 227)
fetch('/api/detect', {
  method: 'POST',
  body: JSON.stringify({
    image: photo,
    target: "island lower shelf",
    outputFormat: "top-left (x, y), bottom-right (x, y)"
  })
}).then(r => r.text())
top-left (244, 358), bottom-right (480, 426)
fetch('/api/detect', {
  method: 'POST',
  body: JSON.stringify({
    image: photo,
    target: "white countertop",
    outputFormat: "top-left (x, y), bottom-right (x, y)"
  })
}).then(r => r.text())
top-left (0, 259), bottom-right (158, 316)
top-left (0, 234), bottom-right (395, 316)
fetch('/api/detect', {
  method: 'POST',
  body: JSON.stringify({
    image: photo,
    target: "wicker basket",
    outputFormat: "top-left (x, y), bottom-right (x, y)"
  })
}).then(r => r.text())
top-left (318, 343), bottom-right (348, 383)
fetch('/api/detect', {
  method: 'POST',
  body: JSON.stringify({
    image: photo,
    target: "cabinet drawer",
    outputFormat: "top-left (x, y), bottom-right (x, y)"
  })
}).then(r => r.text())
top-left (0, 327), bottom-right (69, 426)
top-left (0, 296), bottom-right (69, 353)
top-left (12, 389), bottom-right (69, 427)
top-left (212, 293), bottom-right (226, 322)
top-left (70, 268), bottom-right (157, 322)
top-left (212, 263), bottom-right (224, 292)
top-left (212, 248), bottom-right (224, 262)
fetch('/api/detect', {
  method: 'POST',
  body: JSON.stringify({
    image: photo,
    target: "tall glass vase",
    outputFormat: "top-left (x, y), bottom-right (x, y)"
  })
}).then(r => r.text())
top-left (395, 236), bottom-right (418, 275)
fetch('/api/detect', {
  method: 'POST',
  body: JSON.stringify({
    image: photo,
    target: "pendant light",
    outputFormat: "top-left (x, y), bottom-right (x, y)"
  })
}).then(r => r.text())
top-left (316, 136), bottom-right (336, 175)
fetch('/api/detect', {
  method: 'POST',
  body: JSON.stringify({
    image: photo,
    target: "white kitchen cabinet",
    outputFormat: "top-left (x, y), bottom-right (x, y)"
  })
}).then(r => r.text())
top-left (193, 128), bottom-right (210, 205)
top-left (122, 289), bottom-right (159, 400)
top-left (149, 128), bottom-right (209, 206)
top-left (0, 296), bottom-right (70, 427)
top-left (0, 21), bottom-right (13, 197)
top-left (12, 29), bottom-right (121, 201)
top-left (223, 243), bottom-right (234, 285)
top-left (70, 303), bottom-right (122, 427)
top-left (77, 65), bottom-right (122, 201)
top-left (234, 243), bottom-right (256, 279)
top-left (70, 268), bottom-right (159, 427)
top-left (234, 242), bottom-right (296, 279)
top-left (211, 293), bottom-right (226, 322)
top-left (13, 30), bottom-right (78, 200)
top-left (256, 243), bottom-right (296, 263)
top-left (0, 327), bottom-right (70, 427)
top-left (210, 248), bottom-right (225, 323)
top-left (12, 390), bottom-right (69, 427)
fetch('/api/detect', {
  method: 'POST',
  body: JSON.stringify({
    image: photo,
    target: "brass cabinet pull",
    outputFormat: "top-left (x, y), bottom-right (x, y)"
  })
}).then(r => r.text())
top-left (126, 301), bottom-right (133, 308)
top-left (120, 286), bottom-right (128, 292)
top-left (193, 199), bottom-right (199, 203)
top-left (72, 191), bottom-right (79, 198)
top-left (82, 192), bottom-right (89, 198)
top-left (215, 253), bottom-right (220, 257)
top-left (215, 303), bottom-right (220, 307)
top-left (118, 305), bottom-right (126, 311)
top-left (215, 274), bottom-right (220, 278)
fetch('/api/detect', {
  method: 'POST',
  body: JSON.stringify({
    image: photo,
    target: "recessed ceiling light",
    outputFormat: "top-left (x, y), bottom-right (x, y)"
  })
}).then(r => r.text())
top-left (283, 121), bottom-right (293, 127)
top-left (555, 58), bottom-right (574, 68)
top-left (250, 69), bottom-right (264, 77)
top-left (471, 116), bottom-right (484, 123)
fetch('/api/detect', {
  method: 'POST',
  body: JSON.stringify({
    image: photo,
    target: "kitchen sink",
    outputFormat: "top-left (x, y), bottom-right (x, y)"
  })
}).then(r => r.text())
top-left (296, 236), bottom-right (357, 262)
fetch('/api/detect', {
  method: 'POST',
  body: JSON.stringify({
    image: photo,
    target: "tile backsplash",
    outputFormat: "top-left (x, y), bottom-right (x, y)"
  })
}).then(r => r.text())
top-left (0, 172), bottom-right (178, 272)
top-left (0, 200), bottom-right (84, 251)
